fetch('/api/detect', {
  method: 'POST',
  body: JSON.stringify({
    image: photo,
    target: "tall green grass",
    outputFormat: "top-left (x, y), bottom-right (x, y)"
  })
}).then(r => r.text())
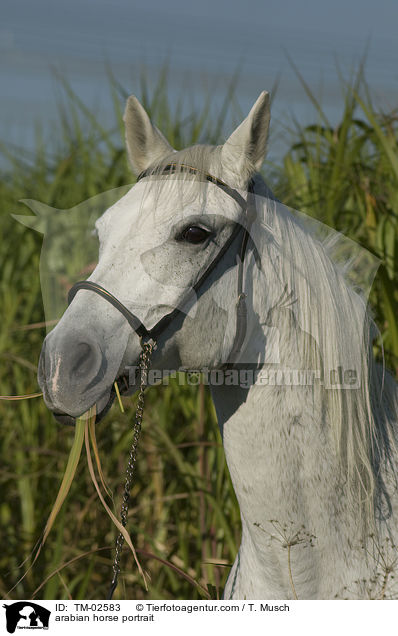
top-left (0, 70), bottom-right (397, 600)
top-left (274, 67), bottom-right (398, 372)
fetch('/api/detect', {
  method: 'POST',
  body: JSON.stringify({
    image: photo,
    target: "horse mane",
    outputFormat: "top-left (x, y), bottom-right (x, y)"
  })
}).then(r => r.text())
top-left (141, 143), bottom-right (398, 531)
top-left (255, 185), bottom-right (398, 531)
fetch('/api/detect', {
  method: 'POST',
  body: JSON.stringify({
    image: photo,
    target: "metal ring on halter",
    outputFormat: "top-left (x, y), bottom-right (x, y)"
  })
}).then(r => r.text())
top-left (139, 334), bottom-right (157, 350)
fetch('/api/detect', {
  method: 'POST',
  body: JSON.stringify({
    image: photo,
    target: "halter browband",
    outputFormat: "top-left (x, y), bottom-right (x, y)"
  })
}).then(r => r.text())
top-left (68, 164), bottom-right (255, 364)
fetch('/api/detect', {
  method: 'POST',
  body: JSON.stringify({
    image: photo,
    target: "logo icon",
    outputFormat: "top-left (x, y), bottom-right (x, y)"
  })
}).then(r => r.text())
top-left (3, 602), bottom-right (50, 633)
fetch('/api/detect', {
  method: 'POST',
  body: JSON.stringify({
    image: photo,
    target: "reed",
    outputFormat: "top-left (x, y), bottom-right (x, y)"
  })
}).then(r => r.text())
top-left (0, 68), bottom-right (396, 600)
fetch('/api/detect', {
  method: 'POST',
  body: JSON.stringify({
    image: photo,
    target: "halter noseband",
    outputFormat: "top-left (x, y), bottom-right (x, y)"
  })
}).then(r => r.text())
top-left (67, 163), bottom-right (256, 364)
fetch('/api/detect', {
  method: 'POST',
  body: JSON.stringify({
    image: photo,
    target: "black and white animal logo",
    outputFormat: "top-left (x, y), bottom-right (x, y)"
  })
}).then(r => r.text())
top-left (3, 602), bottom-right (50, 633)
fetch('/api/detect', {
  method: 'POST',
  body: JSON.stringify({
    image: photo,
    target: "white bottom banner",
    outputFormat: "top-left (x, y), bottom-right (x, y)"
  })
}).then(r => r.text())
top-left (1, 600), bottom-right (396, 635)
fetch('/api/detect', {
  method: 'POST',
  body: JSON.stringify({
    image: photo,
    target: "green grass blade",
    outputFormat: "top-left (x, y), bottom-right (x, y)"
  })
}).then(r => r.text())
top-left (84, 421), bottom-right (148, 590)
top-left (355, 92), bottom-right (398, 181)
top-left (41, 408), bottom-right (94, 545)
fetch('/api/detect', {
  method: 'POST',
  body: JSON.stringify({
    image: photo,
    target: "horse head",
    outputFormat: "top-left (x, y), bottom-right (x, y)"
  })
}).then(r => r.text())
top-left (37, 92), bottom-right (271, 424)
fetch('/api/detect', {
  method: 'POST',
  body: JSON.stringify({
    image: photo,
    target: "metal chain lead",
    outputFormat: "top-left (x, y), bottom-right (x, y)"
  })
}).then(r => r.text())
top-left (108, 340), bottom-right (155, 599)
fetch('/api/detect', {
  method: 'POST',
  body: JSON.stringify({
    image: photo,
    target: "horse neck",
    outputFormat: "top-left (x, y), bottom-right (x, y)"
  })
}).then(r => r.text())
top-left (209, 314), bottom-right (358, 555)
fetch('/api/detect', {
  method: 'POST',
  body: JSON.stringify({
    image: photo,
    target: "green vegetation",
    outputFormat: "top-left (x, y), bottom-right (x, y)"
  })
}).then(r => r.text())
top-left (0, 70), bottom-right (397, 600)
top-left (274, 68), bottom-right (398, 372)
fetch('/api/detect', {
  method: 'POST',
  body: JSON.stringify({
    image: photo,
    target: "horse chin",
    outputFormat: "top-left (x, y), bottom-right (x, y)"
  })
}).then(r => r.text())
top-left (52, 368), bottom-right (137, 426)
top-left (52, 389), bottom-right (115, 426)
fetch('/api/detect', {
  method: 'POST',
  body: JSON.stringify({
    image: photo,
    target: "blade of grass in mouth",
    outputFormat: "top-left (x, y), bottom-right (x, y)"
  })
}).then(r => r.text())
top-left (7, 406), bottom-right (95, 594)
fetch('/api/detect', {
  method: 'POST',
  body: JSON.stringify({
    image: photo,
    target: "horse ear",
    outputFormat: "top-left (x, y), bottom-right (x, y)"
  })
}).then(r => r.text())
top-left (221, 91), bottom-right (270, 184)
top-left (124, 95), bottom-right (175, 176)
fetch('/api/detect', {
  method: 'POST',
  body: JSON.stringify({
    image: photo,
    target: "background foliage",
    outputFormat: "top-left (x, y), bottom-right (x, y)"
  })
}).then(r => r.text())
top-left (0, 69), bottom-right (397, 600)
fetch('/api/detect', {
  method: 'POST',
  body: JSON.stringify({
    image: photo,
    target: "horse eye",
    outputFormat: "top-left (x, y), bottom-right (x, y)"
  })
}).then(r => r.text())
top-left (178, 225), bottom-right (211, 244)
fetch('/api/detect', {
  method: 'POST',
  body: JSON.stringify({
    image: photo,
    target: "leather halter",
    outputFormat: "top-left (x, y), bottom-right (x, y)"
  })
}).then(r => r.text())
top-left (68, 163), bottom-right (256, 365)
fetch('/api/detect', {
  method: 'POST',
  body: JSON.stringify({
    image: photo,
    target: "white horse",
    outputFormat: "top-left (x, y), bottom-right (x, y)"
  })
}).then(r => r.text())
top-left (38, 92), bottom-right (398, 599)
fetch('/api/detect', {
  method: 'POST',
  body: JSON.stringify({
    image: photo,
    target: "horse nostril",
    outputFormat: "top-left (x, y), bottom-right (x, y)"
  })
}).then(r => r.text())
top-left (71, 342), bottom-right (96, 377)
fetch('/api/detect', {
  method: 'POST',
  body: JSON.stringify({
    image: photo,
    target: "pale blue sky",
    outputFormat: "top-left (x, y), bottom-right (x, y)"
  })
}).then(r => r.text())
top-left (1, 0), bottom-right (397, 160)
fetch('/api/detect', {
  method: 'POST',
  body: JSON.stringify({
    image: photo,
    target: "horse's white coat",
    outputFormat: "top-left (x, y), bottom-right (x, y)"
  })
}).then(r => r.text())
top-left (40, 92), bottom-right (398, 599)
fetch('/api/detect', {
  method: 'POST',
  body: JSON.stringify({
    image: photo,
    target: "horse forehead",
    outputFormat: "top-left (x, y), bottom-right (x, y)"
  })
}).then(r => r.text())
top-left (99, 179), bottom-right (242, 230)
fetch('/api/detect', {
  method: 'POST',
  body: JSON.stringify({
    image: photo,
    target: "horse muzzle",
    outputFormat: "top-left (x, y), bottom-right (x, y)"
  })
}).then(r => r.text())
top-left (38, 333), bottom-right (137, 425)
